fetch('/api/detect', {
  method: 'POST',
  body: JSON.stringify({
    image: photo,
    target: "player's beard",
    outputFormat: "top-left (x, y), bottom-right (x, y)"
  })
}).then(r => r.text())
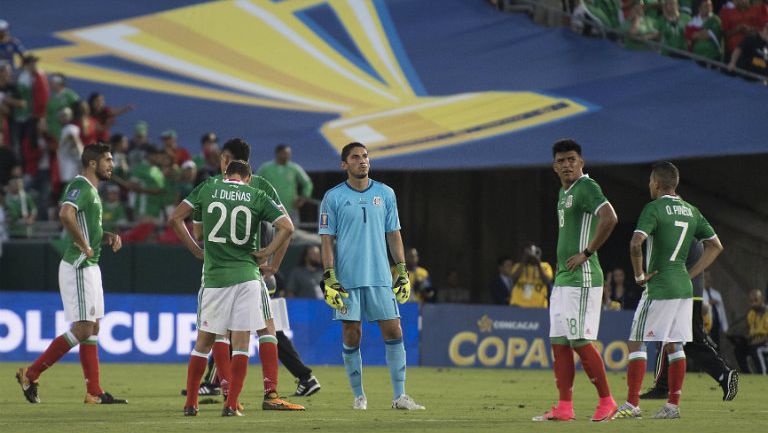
top-left (96, 168), bottom-right (112, 181)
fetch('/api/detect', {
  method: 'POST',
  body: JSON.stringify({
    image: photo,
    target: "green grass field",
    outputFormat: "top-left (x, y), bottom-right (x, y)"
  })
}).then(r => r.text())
top-left (1, 362), bottom-right (764, 433)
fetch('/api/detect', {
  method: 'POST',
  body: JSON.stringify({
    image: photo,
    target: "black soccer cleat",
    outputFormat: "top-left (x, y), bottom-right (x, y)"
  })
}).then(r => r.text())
top-left (639, 386), bottom-right (667, 400)
top-left (221, 406), bottom-right (243, 417)
top-left (85, 391), bottom-right (128, 404)
top-left (181, 383), bottom-right (221, 396)
top-left (184, 406), bottom-right (199, 416)
top-left (16, 367), bottom-right (40, 404)
top-left (721, 370), bottom-right (739, 401)
top-left (294, 376), bottom-right (321, 397)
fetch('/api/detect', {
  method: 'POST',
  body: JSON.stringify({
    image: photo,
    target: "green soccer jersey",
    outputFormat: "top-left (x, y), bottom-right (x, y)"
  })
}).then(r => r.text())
top-left (60, 176), bottom-right (103, 268)
top-left (635, 195), bottom-right (716, 300)
top-left (256, 161), bottom-right (313, 216)
top-left (190, 174), bottom-right (283, 246)
top-left (555, 175), bottom-right (609, 288)
top-left (130, 161), bottom-right (166, 219)
top-left (185, 178), bottom-right (284, 288)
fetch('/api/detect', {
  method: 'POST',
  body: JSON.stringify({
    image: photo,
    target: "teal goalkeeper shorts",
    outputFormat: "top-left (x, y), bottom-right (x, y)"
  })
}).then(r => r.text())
top-left (333, 286), bottom-right (400, 322)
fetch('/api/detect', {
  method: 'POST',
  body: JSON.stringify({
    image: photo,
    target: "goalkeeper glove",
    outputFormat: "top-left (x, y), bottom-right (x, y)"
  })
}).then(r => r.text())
top-left (323, 268), bottom-right (348, 310)
top-left (392, 262), bottom-right (411, 304)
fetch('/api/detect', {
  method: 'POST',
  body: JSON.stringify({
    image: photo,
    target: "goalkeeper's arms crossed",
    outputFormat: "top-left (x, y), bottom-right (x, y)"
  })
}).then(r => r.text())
top-left (320, 234), bottom-right (348, 309)
top-left (386, 230), bottom-right (410, 304)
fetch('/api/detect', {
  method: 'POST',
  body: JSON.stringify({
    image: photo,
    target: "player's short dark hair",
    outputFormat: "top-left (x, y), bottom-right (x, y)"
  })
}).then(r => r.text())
top-left (109, 133), bottom-right (125, 146)
top-left (552, 138), bottom-right (582, 157)
top-left (341, 142), bottom-right (367, 162)
top-left (200, 132), bottom-right (217, 145)
top-left (81, 143), bottom-right (111, 167)
top-left (275, 143), bottom-right (290, 154)
top-left (651, 161), bottom-right (679, 190)
top-left (222, 138), bottom-right (250, 161)
top-left (225, 159), bottom-right (252, 178)
top-left (497, 256), bottom-right (512, 266)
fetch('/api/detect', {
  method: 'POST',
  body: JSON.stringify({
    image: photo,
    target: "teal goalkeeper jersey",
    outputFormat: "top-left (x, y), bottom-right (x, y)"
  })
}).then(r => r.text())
top-left (60, 176), bottom-right (103, 268)
top-left (184, 178), bottom-right (284, 288)
top-left (554, 175), bottom-right (609, 288)
top-left (635, 195), bottom-right (716, 300)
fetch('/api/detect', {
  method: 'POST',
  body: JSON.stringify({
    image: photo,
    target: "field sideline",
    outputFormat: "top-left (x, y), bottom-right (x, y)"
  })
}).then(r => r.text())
top-left (1, 362), bottom-right (764, 433)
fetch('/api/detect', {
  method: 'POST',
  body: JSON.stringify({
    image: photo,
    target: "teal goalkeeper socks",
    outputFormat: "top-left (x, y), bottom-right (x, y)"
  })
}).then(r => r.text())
top-left (385, 338), bottom-right (406, 399)
top-left (342, 344), bottom-right (364, 398)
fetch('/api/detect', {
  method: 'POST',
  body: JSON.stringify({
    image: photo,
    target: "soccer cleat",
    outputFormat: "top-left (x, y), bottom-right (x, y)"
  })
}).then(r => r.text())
top-left (639, 386), bottom-right (668, 400)
top-left (721, 370), bottom-right (739, 401)
top-left (15, 367), bottom-right (40, 404)
top-left (221, 406), bottom-right (243, 417)
top-left (612, 402), bottom-right (642, 419)
top-left (392, 394), bottom-right (426, 410)
top-left (84, 391), bottom-right (128, 404)
top-left (262, 392), bottom-right (305, 411)
top-left (180, 383), bottom-right (221, 396)
top-left (652, 403), bottom-right (680, 419)
top-left (183, 406), bottom-right (198, 416)
top-left (353, 395), bottom-right (368, 410)
top-left (532, 405), bottom-right (575, 421)
top-left (294, 376), bottom-right (321, 397)
top-left (591, 399), bottom-right (618, 422)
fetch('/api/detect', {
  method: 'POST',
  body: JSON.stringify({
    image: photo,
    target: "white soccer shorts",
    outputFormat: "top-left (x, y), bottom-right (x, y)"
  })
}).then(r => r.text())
top-left (197, 279), bottom-right (272, 335)
top-left (59, 261), bottom-right (104, 323)
top-left (549, 285), bottom-right (603, 340)
top-left (629, 290), bottom-right (692, 342)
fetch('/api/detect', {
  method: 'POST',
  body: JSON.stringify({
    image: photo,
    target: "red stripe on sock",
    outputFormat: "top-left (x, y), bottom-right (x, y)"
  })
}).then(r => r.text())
top-left (259, 341), bottom-right (278, 395)
top-left (552, 344), bottom-right (575, 402)
top-left (27, 334), bottom-right (76, 381)
top-left (668, 358), bottom-right (686, 406)
top-left (627, 359), bottom-right (646, 407)
top-left (80, 342), bottom-right (103, 395)
top-left (226, 354), bottom-right (248, 410)
top-left (574, 343), bottom-right (612, 398)
top-left (185, 355), bottom-right (208, 408)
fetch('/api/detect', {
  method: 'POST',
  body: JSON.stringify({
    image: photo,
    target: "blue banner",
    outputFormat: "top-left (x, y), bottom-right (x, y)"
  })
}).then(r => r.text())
top-left (421, 304), bottom-right (656, 371)
top-left (0, 292), bottom-right (419, 365)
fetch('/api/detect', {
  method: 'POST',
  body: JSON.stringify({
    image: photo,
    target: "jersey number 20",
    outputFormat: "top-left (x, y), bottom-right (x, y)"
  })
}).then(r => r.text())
top-left (207, 201), bottom-right (252, 245)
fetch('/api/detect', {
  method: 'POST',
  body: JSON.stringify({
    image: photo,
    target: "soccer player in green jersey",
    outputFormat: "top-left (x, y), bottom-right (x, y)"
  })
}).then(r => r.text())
top-left (613, 161), bottom-right (723, 420)
top-left (534, 139), bottom-right (618, 422)
top-left (171, 159), bottom-right (304, 416)
top-left (16, 143), bottom-right (127, 405)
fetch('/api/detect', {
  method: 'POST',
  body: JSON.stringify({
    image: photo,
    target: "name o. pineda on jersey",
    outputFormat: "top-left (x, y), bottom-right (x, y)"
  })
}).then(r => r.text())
top-left (665, 205), bottom-right (692, 217)
top-left (212, 189), bottom-right (252, 202)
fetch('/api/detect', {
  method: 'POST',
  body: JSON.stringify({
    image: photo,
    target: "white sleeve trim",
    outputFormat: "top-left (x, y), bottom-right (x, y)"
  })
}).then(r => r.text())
top-left (270, 213), bottom-right (289, 226)
top-left (192, 220), bottom-right (202, 225)
top-left (701, 234), bottom-right (718, 241)
top-left (633, 229), bottom-right (648, 238)
top-left (182, 199), bottom-right (194, 208)
top-left (62, 201), bottom-right (79, 211)
top-left (593, 200), bottom-right (610, 216)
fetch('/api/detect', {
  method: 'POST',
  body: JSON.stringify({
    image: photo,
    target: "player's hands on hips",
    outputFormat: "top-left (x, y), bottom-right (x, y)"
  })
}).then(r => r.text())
top-left (78, 243), bottom-right (94, 259)
top-left (392, 262), bottom-right (411, 304)
top-left (565, 252), bottom-right (588, 272)
top-left (635, 271), bottom-right (658, 287)
top-left (323, 268), bottom-right (348, 309)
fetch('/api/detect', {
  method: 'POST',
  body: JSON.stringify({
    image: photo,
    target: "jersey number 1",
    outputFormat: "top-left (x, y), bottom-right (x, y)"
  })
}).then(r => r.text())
top-left (361, 206), bottom-right (367, 224)
top-left (207, 201), bottom-right (252, 245)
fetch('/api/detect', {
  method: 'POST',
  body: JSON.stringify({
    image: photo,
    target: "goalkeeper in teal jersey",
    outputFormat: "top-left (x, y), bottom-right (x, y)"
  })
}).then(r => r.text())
top-left (319, 142), bottom-right (424, 411)
top-left (170, 159), bottom-right (304, 415)
top-left (614, 161), bottom-right (723, 420)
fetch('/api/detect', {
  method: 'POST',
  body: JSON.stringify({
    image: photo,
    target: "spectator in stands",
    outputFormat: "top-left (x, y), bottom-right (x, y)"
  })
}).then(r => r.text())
top-left (602, 268), bottom-right (641, 310)
top-left (728, 19), bottom-right (768, 76)
top-left (127, 148), bottom-right (166, 223)
top-left (721, 0), bottom-right (758, 61)
top-left (158, 151), bottom-right (179, 215)
top-left (109, 133), bottom-right (130, 178)
top-left (622, 0), bottom-right (661, 49)
top-left (193, 132), bottom-right (219, 181)
top-left (686, 0), bottom-right (724, 62)
top-left (575, 0), bottom-right (623, 31)
top-left (257, 144), bottom-right (313, 223)
top-left (752, 0), bottom-right (768, 26)
top-left (391, 247), bottom-right (435, 303)
top-left (286, 245), bottom-right (324, 299)
top-left (16, 54), bottom-right (49, 170)
top-left (0, 189), bottom-right (7, 256)
top-left (4, 176), bottom-right (36, 237)
top-left (438, 269), bottom-right (471, 303)
top-left (509, 243), bottom-right (552, 308)
top-left (101, 183), bottom-right (127, 233)
top-left (160, 129), bottom-right (190, 166)
top-left (490, 256), bottom-right (514, 305)
top-left (0, 20), bottom-right (26, 71)
top-left (703, 270), bottom-right (729, 348)
top-left (74, 99), bottom-right (98, 146)
top-left (177, 160), bottom-right (197, 200)
top-left (746, 288), bottom-right (768, 373)
top-left (659, 0), bottom-right (693, 55)
top-left (56, 107), bottom-right (83, 186)
top-left (0, 62), bottom-right (25, 151)
top-left (88, 92), bottom-right (133, 143)
top-left (0, 134), bottom-right (18, 186)
top-left (45, 73), bottom-right (79, 146)
top-left (129, 120), bottom-right (152, 153)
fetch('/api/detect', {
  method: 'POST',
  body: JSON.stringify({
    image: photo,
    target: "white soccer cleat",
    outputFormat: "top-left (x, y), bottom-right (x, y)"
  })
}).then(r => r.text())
top-left (612, 402), bottom-right (642, 419)
top-left (392, 394), bottom-right (425, 410)
top-left (353, 395), bottom-right (367, 410)
top-left (652, 403), bottom-right (680, 419)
